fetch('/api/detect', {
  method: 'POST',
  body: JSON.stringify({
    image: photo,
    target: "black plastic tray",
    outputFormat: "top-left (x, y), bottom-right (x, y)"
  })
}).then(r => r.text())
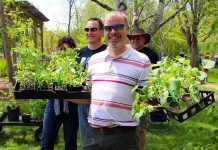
top-left (13, 82), bottom-right (90, 99)
top-left (164, 90), bottom-right (215, 123)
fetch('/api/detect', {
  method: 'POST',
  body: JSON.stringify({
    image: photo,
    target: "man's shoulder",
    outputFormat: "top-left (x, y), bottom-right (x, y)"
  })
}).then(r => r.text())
top-left (131, 47), bottom-right (150, 62)
top-left (78, 45), bottom-right (88, 52)
top-left (90, 50), bottom-right (107, 60)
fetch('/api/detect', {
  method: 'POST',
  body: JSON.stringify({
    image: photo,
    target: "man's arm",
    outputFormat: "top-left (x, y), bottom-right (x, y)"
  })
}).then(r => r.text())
top-left (66, 99), bottom-right (91, 105)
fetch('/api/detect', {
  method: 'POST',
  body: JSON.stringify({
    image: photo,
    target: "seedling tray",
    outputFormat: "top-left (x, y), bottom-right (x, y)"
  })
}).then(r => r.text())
top-left (13, 82), bottom-right (90, 99)
top-left (164, 90), bottom-right (215, 123)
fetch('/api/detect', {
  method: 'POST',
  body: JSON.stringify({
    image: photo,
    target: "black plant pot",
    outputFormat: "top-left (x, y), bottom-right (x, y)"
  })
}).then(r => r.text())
top-left (67, 85), bottom-right (83, 91)
top-left (7, 106), bottom-right (20, 121)
top-left (21, 113), bottom-right (31, 123)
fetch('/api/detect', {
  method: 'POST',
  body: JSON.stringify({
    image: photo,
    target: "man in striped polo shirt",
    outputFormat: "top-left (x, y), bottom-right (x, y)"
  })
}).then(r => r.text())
top-left (83, 11), bottom-right (151, 150)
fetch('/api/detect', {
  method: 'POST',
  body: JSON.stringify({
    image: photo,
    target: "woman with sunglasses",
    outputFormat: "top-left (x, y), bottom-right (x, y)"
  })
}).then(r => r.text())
top-left (41, 36), bottom-right (78, 150)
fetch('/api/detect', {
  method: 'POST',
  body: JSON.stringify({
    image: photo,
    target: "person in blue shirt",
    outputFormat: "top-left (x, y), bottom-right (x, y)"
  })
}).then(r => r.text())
top-left (76, 18), bottom-right (107, 149)
top-left (41, 36), bottom-right (78, 150)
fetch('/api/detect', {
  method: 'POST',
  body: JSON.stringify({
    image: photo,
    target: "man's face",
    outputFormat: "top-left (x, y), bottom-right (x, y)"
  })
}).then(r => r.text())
top-left (85, 20), bottom-right (104, 44)
top-left (104, 14), bottom-right (129, 49)
top-left (131, 35), bottom-right (145, 51)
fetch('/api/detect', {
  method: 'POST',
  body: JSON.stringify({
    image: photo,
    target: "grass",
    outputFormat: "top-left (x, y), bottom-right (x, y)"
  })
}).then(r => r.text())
top-left (0, 71), bottom-right (218, 150)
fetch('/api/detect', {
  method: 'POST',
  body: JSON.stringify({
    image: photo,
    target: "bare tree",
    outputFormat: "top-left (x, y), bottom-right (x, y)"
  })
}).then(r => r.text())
top-left (67, 0), bottom-right (73, 35)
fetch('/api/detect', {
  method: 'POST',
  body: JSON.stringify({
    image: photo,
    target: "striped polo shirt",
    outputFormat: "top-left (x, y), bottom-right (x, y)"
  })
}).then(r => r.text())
top-left (86, 46), bottom-right (151, 127)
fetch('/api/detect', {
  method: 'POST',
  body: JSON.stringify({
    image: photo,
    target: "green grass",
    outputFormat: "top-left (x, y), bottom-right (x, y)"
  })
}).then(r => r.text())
top-left (0, 73), bottom-right (218, 150)
top-left (207, 68), bottom-right (218, 83)
top-left (145, 101), bottom-right (218, 150)
top-left (0, 59), bottom-right (7, 77)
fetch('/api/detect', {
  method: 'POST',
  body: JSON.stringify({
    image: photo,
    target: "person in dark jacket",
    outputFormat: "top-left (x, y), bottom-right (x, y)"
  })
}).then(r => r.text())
top-left (128, 28), bottom-right (159, 64)
top-left (76, 18), bottom-right (107, 149)
top-left (128, 27), bottom-right (159, 150)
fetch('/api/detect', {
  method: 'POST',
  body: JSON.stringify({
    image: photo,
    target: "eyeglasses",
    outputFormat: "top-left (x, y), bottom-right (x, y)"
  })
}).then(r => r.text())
top-left (131, 36), bottom-right (144, 40)
top-left (84, 27), bottom-right (102, 32)
top-left (104, 24), bottom-right (127, 32)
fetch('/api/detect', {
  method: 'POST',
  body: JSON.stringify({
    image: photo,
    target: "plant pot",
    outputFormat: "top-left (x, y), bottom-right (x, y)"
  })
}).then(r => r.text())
top-left (181, 94), bottom-right (192, 108)
top-left (53, 82), bottom-right (66, 91)
top-left (21, 113), bottom-right (31, 122)
top-left (24, 80), bottom-right (36, 91)
top-left (7, 105), bottom-right (20, 121)
top-left (67, 85), bottom-right (83, 91)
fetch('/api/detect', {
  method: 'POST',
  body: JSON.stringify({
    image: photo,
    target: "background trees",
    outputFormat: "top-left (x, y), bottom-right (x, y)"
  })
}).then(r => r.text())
top-left (0, 0), bottom-right (218, 80)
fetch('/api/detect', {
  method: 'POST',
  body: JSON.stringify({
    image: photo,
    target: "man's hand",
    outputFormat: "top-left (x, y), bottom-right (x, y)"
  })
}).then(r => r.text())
top-left (65, 99), bottom-right (91, 105)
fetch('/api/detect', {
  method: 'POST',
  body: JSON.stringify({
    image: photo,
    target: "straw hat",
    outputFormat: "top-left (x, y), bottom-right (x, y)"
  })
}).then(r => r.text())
top-left (128, 28), bottom-right (151, 45)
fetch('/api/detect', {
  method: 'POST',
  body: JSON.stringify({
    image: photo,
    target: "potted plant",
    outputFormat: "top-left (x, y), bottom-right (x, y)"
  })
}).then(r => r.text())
top-left (50, 49), bottom-right (87, 91)
top-left (131, 57), bottom-right (208, 122)
top-left (6, 100), bottom-right (20, 121)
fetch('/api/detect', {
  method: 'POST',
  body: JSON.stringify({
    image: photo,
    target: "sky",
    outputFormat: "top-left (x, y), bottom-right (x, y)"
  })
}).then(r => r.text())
top-left (28, 0), bottom-right (68, 30)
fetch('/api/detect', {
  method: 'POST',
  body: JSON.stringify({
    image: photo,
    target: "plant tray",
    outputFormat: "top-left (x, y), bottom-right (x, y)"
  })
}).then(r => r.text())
top-left (13, 82), bottom-right (90, 99)
top-left (163, 90), bottom-right (215, 123)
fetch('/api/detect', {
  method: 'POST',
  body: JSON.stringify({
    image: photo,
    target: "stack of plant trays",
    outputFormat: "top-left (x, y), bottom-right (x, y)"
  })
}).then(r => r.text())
top-left (13, 82), bottom-right (90, 99)
top-left (163, 90), bottom-right (215, 122)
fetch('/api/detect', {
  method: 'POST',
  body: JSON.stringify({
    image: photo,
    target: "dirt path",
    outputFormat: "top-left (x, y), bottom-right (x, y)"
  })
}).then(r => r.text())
top-left (202, 82), bottom-right (218, 90)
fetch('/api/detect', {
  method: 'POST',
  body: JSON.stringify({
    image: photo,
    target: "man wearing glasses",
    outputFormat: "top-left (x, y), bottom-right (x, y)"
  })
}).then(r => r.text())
top-left (83, 11), bottom-right (150, 150)
top-left (76, 18), bottom-right (107, 148)
top-left (128, 28), bottom-right (159, 64)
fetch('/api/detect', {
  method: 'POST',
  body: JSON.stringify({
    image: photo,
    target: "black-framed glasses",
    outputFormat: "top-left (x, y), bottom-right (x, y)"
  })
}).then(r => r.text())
top-left (104, 24), bottom-right (126, 32)
top-left (84, 27), bottom-right (102, 32)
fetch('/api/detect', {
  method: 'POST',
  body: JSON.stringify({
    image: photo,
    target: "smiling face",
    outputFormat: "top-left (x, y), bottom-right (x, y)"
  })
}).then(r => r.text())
top-left (104, 11), bottom-right (130, 51)
top-left (131, 35), bottom-right (146, 51)
top-left (85, 20), bottom-right (104, 45)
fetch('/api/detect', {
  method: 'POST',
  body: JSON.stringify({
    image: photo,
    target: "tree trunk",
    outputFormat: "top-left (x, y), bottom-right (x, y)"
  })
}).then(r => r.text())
top-left (0, 0), bottom-right (15, 85)
top-left (190, 34), bottom-right (199, 67)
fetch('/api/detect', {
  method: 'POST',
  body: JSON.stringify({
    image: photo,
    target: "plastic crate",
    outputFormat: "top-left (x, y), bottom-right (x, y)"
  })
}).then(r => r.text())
top-left (13, 82), bottom-right (90, 99)
top-left (164, 90), bottom-right (215, 123)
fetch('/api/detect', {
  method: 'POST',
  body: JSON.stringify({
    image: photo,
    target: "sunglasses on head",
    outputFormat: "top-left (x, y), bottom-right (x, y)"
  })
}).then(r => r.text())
top-left (84, 27), bottom-right (102, 32)
top-left (104, 24), bottom-right (127, 32)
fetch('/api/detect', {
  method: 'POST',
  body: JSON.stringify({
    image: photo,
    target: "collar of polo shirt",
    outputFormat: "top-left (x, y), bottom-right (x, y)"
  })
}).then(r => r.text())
top-left (106, 46), bottom-right (132, 59)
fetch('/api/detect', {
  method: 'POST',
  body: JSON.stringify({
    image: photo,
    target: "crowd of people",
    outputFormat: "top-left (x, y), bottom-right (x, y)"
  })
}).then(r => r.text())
top-left (39, 10), bottom-right (218, 150)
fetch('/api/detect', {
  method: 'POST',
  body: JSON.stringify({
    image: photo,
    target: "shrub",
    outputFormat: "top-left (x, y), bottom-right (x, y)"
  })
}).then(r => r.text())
top-left (0, 59), bottom-right (7, 77)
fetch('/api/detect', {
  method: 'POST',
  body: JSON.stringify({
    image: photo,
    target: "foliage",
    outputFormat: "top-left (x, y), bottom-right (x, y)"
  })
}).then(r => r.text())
top-left (4, 0), bottom-right (35, 48)
top-left (14, 46), bottom-right (87, 89)
top-left (14, 46), bottom-right (44, 88)
top-left (131, 57), bottom-right (207, 121)
top-left (28, 99), bottom-right (46, 119)
top-left (0, 59), bottom-right (7, 77)
top-left (202, 59), bottom-right (216, 69)
top-left (49, 48), bottom-right (86, 87)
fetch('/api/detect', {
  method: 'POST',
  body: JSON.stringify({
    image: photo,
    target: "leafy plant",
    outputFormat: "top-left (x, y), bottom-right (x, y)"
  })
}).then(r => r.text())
top-left (131, 57), bottom-right (207, 121)
top-left (28, 99), bottom-right (46, 119)
top-left (49, 48), bottom-right (86, 87)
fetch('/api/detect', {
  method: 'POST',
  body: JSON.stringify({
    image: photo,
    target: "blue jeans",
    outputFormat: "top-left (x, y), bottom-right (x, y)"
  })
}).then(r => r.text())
top-left (41, 100), bottom-right (78, 150)
top-left (78, 104), bottom-right (90, 148)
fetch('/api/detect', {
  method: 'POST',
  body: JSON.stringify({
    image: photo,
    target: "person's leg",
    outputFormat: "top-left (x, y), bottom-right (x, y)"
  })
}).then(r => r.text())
top-left (63, 103), bottom-right (78, 150)
top-left (138, 114), bottom-right (150, 150)
top-left (139, 129), bottom-right (147, 150)
top-left (41, 100), bottom-right (62, 150)
top-left (78, 104), bottom-right (90, 147)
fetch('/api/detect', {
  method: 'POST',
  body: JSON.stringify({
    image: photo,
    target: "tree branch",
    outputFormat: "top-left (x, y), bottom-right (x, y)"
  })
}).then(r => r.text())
top-left (202, 30), bottom-right (212, 42)
top-left (156, 0), bottom-right (189, 31)
top-left (91, 0), bottom-right (113, 11)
